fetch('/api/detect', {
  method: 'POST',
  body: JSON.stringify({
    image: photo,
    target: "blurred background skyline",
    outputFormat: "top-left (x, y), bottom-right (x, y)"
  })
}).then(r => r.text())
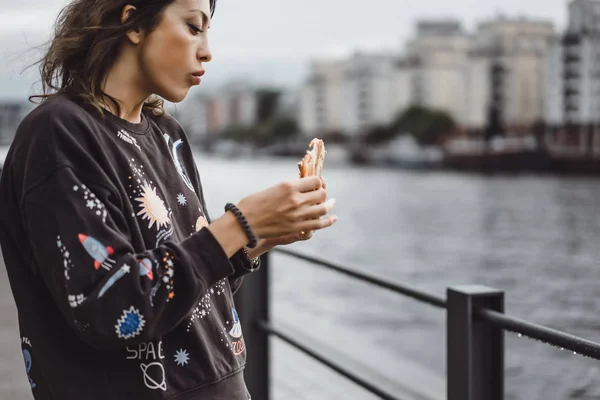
top-left (0, 0), bottom-right (570, 99)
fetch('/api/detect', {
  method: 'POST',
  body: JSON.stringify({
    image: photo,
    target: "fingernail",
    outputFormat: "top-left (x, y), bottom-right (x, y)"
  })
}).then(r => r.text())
top-left (332, 215), bottom-right (338, 223)
top-left (327, 198), bottom-right (336, 205)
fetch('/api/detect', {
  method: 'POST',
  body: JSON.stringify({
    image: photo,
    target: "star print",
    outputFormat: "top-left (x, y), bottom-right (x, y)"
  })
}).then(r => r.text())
top-left (174, 349), bottom-right (190, 366)
top-left (177, 193), bottom-right (187, 206)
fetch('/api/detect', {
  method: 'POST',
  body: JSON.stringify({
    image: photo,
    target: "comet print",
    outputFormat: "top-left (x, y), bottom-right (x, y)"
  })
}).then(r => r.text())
top-left (98, 264), bottom-right (131, 298)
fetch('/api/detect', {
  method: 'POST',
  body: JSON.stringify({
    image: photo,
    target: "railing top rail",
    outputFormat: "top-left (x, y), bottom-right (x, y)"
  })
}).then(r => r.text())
top-left (272, 248), bottom-right (446, 309)
top-left (475, 308), bottom-right (600, 360)
top-left (273, 250), bottom-right (600, 361)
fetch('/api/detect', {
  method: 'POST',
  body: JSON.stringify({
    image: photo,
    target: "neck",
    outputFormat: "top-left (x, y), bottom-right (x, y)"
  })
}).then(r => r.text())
top-left (101, 50), bottom-right (150, 123)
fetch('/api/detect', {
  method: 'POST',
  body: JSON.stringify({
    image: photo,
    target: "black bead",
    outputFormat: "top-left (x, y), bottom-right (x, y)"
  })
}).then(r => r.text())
top-left (224, 203), bottom-right (258, 248)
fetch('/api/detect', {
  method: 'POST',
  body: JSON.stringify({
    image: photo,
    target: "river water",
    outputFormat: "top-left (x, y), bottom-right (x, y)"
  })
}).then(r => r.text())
top-left (194, 152), bottom-right (600, 400)
top-left (2, 145), bottom-right (600, 399)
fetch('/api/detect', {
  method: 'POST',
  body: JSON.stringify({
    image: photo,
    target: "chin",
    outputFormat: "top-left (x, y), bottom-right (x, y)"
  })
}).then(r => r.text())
top-left (157, 87), bottom-right (191, 104)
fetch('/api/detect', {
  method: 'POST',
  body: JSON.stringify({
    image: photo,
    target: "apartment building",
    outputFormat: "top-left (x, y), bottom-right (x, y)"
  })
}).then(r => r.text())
top-left (403, 20), bottom-right (472, 125)
top-left (340, 52), bottom-right (400, 135)
top-left (562, 0), bottom-right (600, 126)
top-left (473, 17), bottom-right (556, 133)
top-left (299, 20), bottom-right (474, 138)
top-left (542, 0), bottom-right (600, 149)
top-left (299, 16), bottom-right (555, 138)
top-left (299, 59), bottom-right (346, 136)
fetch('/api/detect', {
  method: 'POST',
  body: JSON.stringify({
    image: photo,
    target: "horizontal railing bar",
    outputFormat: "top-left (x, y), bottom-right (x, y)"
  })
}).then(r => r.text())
top-left (257, 319), bottom-right (436, 400)
top-left (475, 308), bottom-right (600, 360)
top-left (272, 248), bottom-right (446, 309)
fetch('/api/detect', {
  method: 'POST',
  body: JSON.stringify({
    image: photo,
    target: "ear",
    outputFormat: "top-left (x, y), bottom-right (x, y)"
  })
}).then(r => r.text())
top-left (122, 5), bottom-right (142, 45)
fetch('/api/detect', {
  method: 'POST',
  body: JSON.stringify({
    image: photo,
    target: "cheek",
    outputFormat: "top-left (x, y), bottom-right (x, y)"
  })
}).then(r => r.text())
top-left (141, 32), bottom-right (192, 79)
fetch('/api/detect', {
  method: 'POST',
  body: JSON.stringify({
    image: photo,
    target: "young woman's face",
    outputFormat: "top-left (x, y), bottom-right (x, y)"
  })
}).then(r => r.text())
top-left (139, 0), bottom-right (213, 103)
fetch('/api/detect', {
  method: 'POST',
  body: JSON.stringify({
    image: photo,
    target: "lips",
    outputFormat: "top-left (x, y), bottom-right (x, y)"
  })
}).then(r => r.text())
top-left (191, 71), bottom-right (204, 86)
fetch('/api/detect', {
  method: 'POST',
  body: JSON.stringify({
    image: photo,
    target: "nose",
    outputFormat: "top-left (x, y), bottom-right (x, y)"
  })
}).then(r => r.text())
top-left (198, 41), bottom-right (213, 63)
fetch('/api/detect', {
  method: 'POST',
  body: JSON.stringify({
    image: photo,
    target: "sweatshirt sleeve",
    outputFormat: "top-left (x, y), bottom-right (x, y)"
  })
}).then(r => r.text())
top-left (228, 250), bottom-right (261, 295)
top-left (21, 165), bottom-right (236, 350)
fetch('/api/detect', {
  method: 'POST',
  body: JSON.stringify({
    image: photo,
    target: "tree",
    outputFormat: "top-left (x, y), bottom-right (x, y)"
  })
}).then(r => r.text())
top-left (253, 117), bottom-right (300, 146)
top-left (267, 117), bottom-right (299, 139)
top-left (390, 105), bottom-right (457, 146)
top-left (256, 89), bottom-right (281, 123)
top-left (364, 125), bottom-right (394, 145)
top-left (221, 125), bottom-right (256, 143)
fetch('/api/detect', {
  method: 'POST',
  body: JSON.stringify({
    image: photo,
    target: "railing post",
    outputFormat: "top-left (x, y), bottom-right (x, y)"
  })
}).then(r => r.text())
top-left (447, 285), bottom-right (504, 400)
top-left (234, 252), bottom-right (270, 400)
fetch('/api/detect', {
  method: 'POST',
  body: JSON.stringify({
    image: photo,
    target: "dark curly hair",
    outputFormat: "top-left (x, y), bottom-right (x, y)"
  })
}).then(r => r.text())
top-left (31, 0), bottom-right (217, 116)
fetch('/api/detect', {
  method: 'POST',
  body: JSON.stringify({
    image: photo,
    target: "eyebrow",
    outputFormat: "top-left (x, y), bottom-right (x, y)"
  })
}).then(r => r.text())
top-left (188, 9), bottom-right (211, 28)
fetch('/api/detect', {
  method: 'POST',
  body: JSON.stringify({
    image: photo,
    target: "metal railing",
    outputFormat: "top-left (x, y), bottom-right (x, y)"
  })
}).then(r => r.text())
top-left (234, 248), bottom-right (600, 400)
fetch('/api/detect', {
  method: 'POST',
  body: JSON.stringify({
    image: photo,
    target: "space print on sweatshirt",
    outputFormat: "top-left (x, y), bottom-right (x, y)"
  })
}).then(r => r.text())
top-left (125, 340), bottom-right (168, 392)
top-left (219, 308), bottom-right (246, 356)
top-left (126, 157), bottom-right (174, 247)
top-left (58, 183), bottom-right (118, 308)
top-left (185, 279), bottom-right (228, 332)
top-left (163, 133), bottom-right (195, 193)
top-left (183, 207), bottom-right (220, 332)
top-left (21, 337), bottom-right (36, 390)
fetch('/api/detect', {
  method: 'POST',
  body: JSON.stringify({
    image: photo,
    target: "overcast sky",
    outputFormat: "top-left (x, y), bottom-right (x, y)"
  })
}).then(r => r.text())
top-left (0, 0), bottom-right (570, 101)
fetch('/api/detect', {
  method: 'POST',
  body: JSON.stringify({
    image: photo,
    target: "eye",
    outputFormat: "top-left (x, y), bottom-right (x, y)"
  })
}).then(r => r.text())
top-left (188, 23), bottom-right (203, 35)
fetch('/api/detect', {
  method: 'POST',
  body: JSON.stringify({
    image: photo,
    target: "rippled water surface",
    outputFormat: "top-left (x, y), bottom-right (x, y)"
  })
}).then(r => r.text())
top-left (195, 153), bottom-right (600, 400)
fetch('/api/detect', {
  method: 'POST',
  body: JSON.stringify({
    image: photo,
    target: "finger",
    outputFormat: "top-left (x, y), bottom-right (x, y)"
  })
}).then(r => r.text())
top-left (300, 214), bottom-right (338, 232)
top-left (298, 187), bottom-right (327, 206)
top-left (296, 198), bottom-right (336, 220)
top-left (299, 231), bottom-right (314, 241)
top-left (294, 176), bottom-right (322, 193)
top-left (320, 176), bottom-right (327, 190)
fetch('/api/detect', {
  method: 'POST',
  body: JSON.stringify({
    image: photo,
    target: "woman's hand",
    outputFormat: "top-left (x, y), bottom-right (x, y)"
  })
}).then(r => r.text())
top-left (245, 231), bottom-right (316, 259)
top-left (237, 175), bottom-right (337, 239)
top-left (242, 177), bottom-right (333, 259)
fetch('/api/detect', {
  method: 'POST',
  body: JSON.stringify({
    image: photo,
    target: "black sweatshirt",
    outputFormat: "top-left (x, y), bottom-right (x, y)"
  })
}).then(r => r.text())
top-left (0, 94), bottom-right (257, 400)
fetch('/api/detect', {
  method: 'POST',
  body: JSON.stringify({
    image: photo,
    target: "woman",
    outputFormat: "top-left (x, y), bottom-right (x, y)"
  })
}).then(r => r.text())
top-left (0, 0), bottom-right (337, 399)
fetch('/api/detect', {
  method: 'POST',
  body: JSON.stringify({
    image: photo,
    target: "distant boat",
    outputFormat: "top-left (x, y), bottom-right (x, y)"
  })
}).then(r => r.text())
top-left (350, 135), bottom-right (443, 169)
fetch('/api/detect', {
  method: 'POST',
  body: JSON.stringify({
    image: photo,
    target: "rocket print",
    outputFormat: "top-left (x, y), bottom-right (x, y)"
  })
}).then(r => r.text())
top-left (78, 234), bottom-right (116, 271)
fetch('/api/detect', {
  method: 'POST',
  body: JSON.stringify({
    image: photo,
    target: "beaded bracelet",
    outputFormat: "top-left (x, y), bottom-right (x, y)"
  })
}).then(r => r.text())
top-left (224, 203), bottom-right (258, 248)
